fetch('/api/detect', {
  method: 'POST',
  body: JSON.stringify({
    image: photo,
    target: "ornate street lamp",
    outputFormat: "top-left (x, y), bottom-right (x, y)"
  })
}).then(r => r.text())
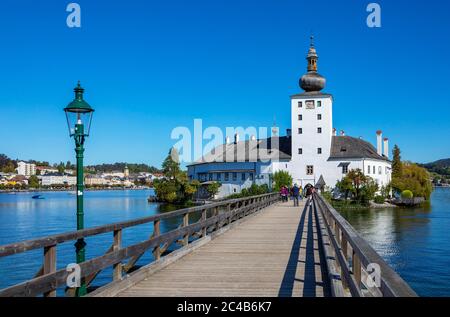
top-left (64, 81), bottom-right (94, 296)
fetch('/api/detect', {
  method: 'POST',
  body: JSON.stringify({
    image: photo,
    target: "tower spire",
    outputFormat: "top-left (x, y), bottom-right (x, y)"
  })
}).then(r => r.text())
top-left (299, 36), bottom-right (326, 92)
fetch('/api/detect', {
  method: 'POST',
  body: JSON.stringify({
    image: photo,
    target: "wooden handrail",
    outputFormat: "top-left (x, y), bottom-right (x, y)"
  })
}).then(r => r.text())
top-left (0, 193), bottom-right (276, 257)
top-left (313, 193), bottom-right (417, 297)
top-left (0, 192), bottom-right (279, 297)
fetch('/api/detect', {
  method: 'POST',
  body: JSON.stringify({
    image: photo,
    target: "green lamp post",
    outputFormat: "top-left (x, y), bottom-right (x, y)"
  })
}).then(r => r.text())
top-left (64, 82), bottom-right (94, 297)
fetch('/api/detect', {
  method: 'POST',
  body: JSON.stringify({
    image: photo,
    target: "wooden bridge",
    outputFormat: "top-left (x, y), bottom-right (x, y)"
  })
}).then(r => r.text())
top-left (0, 193), bottom-right (417, 297)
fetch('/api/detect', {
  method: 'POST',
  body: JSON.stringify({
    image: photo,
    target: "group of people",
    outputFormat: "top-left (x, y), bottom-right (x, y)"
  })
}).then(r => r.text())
top-left (279, 184), bottom-right (315, 207)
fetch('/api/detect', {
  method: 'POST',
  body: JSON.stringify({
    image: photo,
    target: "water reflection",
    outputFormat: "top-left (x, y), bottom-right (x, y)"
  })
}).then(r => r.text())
top-left (0, 189), bottom-right (195, 292)
top-left (337, 188), bottom-right (450, 296)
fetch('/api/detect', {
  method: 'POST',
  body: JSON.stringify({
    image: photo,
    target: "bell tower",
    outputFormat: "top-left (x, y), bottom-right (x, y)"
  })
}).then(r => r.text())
top-left (290, 36), bottom-right (333, 187)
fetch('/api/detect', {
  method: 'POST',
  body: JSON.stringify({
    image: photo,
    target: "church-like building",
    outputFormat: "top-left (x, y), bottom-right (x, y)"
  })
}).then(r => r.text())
top-left (187, 38), bottom-right (392, 198)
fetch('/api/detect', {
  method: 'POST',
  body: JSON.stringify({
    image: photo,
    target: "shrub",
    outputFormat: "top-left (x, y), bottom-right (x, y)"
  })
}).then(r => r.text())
top-left (165, 192), bottom-right (177, 203)
top-left (322, 191), bottom-right (333, 203)
top-left (374, 195), bottom-right (385, 204)
top-left (401, 190), bottom-right (414, 199)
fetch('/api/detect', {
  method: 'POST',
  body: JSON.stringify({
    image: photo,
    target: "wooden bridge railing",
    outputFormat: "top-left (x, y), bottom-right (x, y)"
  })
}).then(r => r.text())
top-left (313, 193), bottom-right (417, 297)
top-left (0, 192), bottom-right (279, 297)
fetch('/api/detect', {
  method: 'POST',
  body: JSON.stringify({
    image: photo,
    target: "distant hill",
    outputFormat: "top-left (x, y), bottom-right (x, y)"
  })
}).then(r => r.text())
top-left (86, 163), bottom-right (161, 174)
top-left (420, 158), bottom-right (450, 177)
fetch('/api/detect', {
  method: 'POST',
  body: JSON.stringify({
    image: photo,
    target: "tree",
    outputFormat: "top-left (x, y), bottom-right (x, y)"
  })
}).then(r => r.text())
top-left (391, 162), bottom-right (433, 200)
top-left (273, 171), bottom-right (293, 192)
top-left (0, 154), bottom-right (17, 173)
top-left (392, 145), bottom-right (402, 178)
top-left (206, 182), bottom-right (221, 198)
top-left (336, 169), bottom-right (378, 203)
top-left (162, 148), bottom-right (181, 180)
top-left (153, 148), bottom-right (199, 203)
top-left (336, 177), bottom-right (353, 200)
top-left (28, 175), bottom-right (40, 188)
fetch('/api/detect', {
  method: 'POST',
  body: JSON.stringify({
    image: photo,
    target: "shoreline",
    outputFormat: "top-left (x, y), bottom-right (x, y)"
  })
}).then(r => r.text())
top-left (0, 187), bottom-right (154, 194)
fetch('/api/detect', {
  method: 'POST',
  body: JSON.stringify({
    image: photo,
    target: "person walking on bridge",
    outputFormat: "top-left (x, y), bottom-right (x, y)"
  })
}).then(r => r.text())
top-left (292, 183), bottom-right (300, 207)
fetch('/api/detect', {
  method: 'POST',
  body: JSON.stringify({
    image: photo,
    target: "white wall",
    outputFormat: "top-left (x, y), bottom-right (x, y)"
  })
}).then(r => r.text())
top-left (290, 95), bottom-right (333, 187)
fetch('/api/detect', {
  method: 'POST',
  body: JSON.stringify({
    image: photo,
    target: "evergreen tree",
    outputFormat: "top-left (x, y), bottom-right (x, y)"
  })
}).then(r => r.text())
top-left (162, 148), bottom-right (181, 180)
top-left (392, 145), bottom-right (402, 178)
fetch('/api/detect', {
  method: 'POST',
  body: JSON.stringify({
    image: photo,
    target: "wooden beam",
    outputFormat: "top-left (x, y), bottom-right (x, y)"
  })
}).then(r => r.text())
top-left (153, 220), bottom-right (161, 261)
top-left (43, 245), bottom-right (56, 297)
top-left (113, 229), bottom-right (122, 281)
top-left (183, 213), bottom-right (189, 246)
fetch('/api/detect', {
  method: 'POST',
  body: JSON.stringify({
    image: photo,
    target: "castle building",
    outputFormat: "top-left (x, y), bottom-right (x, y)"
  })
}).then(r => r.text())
top-left (187, 37), bottom-right (392, 198)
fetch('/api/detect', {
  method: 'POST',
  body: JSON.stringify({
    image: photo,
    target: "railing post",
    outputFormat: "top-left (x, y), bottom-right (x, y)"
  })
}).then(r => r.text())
top-left (43, 245), bottom-right (56, 297)
top-left (227, 203), bottom-right (231, 225)
top-left (341, 233), bottom-right (349, 290)
top-left (153, 220), bottom-right (161, 260)
top-left (113, 229), bottom-right (122, 281)
top-left (335, 221), bottom-right (341, 245)
top-left (183, 213), bottom-right (189, 246)
top-left (352, 250), bottom-right (362, 290)
top-left (202, 209), bottom-right (207, 237)
top-left (215, 206), bottom-right (220, 231)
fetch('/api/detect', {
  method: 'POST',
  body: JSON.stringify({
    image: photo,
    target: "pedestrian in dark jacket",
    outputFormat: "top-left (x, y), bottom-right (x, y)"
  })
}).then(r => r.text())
top-left (292, 184), bottom-right (300, 207)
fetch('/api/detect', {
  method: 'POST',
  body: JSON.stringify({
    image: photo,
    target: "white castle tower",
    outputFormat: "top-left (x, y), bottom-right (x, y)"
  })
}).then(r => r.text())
top-left (290, 36), bottom-right (333, 187)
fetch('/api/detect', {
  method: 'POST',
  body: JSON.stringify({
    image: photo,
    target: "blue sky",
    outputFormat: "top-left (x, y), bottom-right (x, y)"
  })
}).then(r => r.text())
top-left (0, 0), bottom-right (449, 167)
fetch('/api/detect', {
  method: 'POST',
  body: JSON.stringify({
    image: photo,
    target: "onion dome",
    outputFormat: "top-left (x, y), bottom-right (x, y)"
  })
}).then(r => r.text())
top-left (300, 36), bottom-right (326, 92)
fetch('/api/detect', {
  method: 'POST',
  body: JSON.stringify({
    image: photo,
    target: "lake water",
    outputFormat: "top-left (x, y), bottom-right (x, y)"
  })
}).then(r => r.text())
top-left (338, 187), bottom-right (450, 297)
top-left (0, 188), bottom-right (449, 296)
top-left (0, 189), bottom-right (190, 293)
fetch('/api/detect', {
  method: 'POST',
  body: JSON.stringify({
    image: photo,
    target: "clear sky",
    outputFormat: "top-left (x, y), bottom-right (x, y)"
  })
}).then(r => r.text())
top-left (0, 0), bottom-right (449, 167)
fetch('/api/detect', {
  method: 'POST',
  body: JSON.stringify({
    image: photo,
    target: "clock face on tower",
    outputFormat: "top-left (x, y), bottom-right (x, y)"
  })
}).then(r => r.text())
top-left (305, 100), bottom-right (315, 109)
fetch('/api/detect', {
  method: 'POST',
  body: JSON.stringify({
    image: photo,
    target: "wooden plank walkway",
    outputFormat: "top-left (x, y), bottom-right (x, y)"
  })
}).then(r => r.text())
top-left (116, 200), bottom-right (331, 297)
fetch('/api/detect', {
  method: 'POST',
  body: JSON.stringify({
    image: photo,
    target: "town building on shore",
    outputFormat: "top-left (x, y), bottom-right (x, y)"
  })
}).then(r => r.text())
top-left (39, 173), bottom-right (76, 186)
top-left (16, 161), bottom-right (36, 176)
top-left (187, 37), bottom-right (392, 198)
top-left (36, 166), bottom-right (59, 175)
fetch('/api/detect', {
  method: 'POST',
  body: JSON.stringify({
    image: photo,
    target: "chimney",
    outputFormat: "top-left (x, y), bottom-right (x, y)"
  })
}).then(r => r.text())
top-left (234, 133), bottom-right (240, 144)
top-left (384, 138), bottom-right (389, 158)
top-left (225, 136), bottom-right (230, 144)
top-left (250, 135), bottom-right (256, 141)
top-left (340, 130), bottom-right (345, 136)
top-left (332, 128), bottom-right (337, 136)
top-left (376, 130), bottom-right (383, 156)
top-left (286, 129), bottom-right (292, 137)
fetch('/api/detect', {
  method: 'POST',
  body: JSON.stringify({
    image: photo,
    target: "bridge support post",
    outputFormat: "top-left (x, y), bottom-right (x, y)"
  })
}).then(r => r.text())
top-left (201, 210), bottom-right (207, 237)
top-left (352, 251), bottom-right (362, 289)
top-left (214, 207), bottom-right (220, 231)
top-left (341, 233), bottom-right (348, 290)
top-left (113, 229), bottom-right (122, 281)
top-left (43, 245), bottom-right (56, 297)
top-left (153, 220), bottom-right (161, 260)
top-left (183, 213), bottom-right (189, 246)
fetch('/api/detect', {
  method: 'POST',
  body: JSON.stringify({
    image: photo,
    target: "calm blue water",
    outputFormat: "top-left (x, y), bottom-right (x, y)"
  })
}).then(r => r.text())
top-left (338, 187), bottom-right (450, 297)
top-left (0, 189), bottom-right (190, 293)
top-left (0, 188), bottom-right (449, 296)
